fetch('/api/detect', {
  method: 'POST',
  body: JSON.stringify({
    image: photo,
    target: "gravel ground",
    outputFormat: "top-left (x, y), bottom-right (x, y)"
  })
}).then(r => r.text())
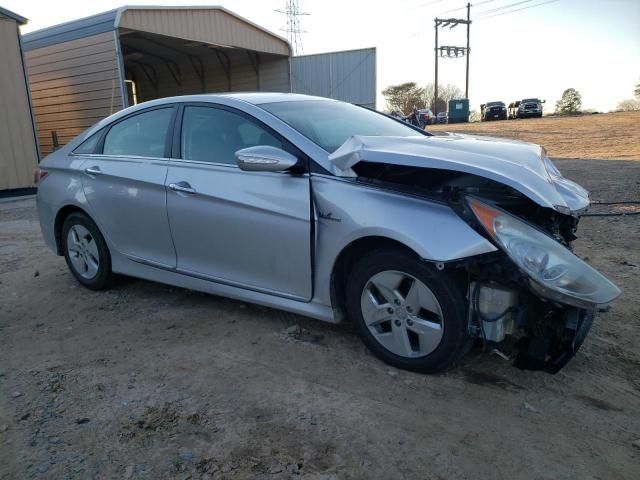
top-left (1, 159), bottom-right (639, 480)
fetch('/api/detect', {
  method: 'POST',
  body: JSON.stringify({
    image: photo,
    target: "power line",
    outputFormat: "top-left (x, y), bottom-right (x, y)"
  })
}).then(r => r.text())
top-left (416, 0), bottom-right (448, 8)
top-left (439, 0), bottom-right (497, 14)
top-left (476, 0), bottom-right (559, 20)
top-left (475, 0), bottom-right (538, 16)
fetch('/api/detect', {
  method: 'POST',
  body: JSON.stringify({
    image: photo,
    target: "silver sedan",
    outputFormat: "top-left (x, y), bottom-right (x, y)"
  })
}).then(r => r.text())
top-left (35, 93), bottom-right (620, 374)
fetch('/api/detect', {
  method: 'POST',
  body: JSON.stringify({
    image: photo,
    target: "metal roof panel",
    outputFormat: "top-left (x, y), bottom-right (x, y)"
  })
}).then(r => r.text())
top-left (0, 6), bottom-right (28, 25)
top-left (22, 9), bottom-right (119, 51)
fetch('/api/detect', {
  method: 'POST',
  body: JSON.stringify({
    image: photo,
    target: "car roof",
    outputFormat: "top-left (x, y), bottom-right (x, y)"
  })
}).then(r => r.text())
top-left (159, 92), bottom-right (334, 105)
top-left (220, 92), bottom-right (334, 104)
top-left (117, 93), bottom-right (336, 113)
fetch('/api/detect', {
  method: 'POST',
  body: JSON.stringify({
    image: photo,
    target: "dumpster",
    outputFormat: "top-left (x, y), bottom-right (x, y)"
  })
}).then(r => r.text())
top-left (448, 98), bottom-right (469, 124)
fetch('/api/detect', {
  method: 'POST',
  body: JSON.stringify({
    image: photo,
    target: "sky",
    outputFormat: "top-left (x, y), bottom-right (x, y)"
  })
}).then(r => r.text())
top-left (5, 0), bottom-right (640, 113)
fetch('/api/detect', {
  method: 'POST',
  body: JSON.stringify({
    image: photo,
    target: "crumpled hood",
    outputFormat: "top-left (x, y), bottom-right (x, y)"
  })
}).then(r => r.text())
top-left (329, 134), bottom-right (589, 213)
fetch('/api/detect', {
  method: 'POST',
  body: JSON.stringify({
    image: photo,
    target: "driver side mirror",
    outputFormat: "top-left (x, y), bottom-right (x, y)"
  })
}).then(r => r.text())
top-left (235, 145), bottom-right (298, 172)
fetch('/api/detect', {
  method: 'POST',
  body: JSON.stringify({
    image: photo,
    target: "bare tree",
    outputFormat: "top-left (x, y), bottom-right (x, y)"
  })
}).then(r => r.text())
top-left (616, 99), bottom-right (640, 112)
top-left (635, 81), bottom-right (640, 99)
top-left (423, 83), bottom-right (463, 113)
top-left (382, 82), bottom-right (426, 115)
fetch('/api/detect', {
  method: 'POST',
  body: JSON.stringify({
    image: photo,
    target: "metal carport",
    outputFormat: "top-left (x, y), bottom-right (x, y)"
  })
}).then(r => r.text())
top-left (22, 6), bottom-right (292, 155)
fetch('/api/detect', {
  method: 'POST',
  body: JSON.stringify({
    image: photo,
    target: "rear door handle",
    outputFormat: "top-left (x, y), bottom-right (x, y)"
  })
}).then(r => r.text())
top-left (84, 166), bottom-right (102, 175)
top-left (168, 181), bottom-right (196, 194)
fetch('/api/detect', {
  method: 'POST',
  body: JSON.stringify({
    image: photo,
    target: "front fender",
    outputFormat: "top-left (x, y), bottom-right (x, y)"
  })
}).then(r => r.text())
top-left (311, 176), bottom-right (497, 306)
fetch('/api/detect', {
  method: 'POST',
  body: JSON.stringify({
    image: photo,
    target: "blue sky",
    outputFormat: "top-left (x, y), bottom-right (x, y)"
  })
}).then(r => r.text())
top-left (9, 0), bottom-right (640, 112)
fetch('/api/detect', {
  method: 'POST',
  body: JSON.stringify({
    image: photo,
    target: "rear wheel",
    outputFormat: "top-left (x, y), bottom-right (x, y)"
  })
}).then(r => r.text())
top-left (61, 212), bottom-right (112, 290)
top-left (346, 249), bottom-right (472, 373)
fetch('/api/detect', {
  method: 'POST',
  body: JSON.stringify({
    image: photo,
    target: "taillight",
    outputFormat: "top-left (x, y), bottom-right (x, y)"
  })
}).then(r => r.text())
top-left (34, 168), bottom-right (49, 185)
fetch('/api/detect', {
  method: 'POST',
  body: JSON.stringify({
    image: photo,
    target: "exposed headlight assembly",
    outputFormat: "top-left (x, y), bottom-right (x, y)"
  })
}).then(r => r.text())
top-left (468, 198), bottom-right (621, 308)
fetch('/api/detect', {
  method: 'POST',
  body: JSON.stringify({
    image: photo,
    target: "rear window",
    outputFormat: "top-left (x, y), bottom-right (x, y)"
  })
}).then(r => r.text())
top-left (73, 131), bottom-right (102, 154)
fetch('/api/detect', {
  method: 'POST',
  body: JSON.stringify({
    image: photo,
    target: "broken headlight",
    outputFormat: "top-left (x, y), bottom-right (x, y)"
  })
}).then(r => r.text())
top-left (467, 197), bottom-right (620, 308)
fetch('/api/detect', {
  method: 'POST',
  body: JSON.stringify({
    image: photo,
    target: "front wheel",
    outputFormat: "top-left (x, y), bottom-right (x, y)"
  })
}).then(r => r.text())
top-left (346, 249), bottom-right (472, 373)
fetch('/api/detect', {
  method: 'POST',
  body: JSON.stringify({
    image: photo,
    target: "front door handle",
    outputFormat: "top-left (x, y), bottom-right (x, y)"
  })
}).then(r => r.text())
top-left (168, 181), bottom-right (196, 194)
top-left (84, 166), bottom-right (102, 175)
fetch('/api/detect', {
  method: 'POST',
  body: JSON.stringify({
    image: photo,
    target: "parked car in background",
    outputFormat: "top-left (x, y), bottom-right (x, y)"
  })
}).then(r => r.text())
top-left (509, 98), bottom-right (545, 119)
top-left (436, 111), bottom-right (448, 124)
top-left (418, 108), bottom-right (435, 126)
top-left (480, 101), bottom-right (507, 121)
top-left (402, 108), bottom-right (434, 129)
top-left (35, 93), bottom-right (620, 374)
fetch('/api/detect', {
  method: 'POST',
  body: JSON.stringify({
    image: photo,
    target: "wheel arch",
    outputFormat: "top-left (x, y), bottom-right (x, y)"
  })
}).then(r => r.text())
top-left (330, 236), bottom-right (420, 321)
top-left (53, 205), bottom-right (94, 255)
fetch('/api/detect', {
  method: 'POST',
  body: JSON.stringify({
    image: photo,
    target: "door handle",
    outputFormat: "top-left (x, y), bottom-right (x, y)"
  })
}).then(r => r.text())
top-left (84, 166), bottom-right (102, 175)
top-left (168, 182), bottom-right (196, 194)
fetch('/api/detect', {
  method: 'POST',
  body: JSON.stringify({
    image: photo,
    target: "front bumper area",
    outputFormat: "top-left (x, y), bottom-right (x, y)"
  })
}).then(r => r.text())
top-left (465, 256), bottom-right (603, 374)
top-left (513, 306), bottom-right (594, 373)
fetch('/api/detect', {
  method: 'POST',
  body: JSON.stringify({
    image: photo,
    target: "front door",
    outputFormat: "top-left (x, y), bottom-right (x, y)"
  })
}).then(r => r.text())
top-left (81, 107), bottom-right (177, 268)
top-left (165, 105), bottom-right (312, 300)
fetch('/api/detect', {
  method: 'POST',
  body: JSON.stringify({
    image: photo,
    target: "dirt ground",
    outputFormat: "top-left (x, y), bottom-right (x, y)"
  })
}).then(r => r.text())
top-left (1, 157), bottom-right (639, 479)
top-left (429, 111), bottom-right (640, 160)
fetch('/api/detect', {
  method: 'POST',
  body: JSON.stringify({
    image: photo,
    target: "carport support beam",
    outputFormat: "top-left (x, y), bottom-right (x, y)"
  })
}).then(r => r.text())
top-left (247, 52), bottom-right (261, 91)
top-left (214, 50), bottom-right (232, 91)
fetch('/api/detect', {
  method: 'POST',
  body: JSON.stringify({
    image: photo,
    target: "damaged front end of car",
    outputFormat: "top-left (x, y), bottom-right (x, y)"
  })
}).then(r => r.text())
top-left (459, 196), bottom-right (618, 373)
top-left (330, 134), bottom-right (621, 373)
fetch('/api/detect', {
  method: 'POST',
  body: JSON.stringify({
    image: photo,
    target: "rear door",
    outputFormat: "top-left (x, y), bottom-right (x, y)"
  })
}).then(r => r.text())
top-left (81, 106), bottom-right (177, 268)
top-left (165, 104), bottom-right (312, 300)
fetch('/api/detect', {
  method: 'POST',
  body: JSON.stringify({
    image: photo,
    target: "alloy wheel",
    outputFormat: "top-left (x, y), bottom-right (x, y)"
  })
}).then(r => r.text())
top-left (360, 270), bottom-right (444, 358)
top-left (66, 224), bottom-right (100, 279)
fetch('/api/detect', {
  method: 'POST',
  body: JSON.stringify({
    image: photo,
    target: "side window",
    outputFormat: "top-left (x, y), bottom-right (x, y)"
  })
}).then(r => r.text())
top-left (180, 106), bottom-right (282, 164)
top-left (73, 130), bottom-right (102, 154)
top-left (103, 108), bottom-right (173, 157)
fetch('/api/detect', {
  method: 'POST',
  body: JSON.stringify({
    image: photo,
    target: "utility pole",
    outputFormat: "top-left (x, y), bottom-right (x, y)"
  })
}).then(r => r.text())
top-left (466, 2), bottom-right (471, 99)
top-left (433, 8), bottom-right (472, 114)
top-left (434, 18), bottom-right (439, 114)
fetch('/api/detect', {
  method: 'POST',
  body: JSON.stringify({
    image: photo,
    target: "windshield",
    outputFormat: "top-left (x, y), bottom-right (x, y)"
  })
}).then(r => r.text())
top-left (260, 100), bottom-right (426, 153)
top-left (487, 102), bottom-right (504, 107)
top-left (522, 98), bottom-right (540, 103)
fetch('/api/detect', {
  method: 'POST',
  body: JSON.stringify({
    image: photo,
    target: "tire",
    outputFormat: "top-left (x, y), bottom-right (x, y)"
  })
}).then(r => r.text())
top-left (61, 212), bottom-right (113, 290)
top-left (346, 248), bottom-right (473, 373)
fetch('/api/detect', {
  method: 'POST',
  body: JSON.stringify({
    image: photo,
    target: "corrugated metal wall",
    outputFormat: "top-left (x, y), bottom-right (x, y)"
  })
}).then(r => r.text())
top-left (24, 31), bottom-right (123, 155)
top-left (119, 9), bottom-right (290, 56)
top-left (0, 17), bottom-right (39, 190)
top-left (260, 57), bottom-right (290, 92)
top-left (291, 48), bottom-right (376, 108)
